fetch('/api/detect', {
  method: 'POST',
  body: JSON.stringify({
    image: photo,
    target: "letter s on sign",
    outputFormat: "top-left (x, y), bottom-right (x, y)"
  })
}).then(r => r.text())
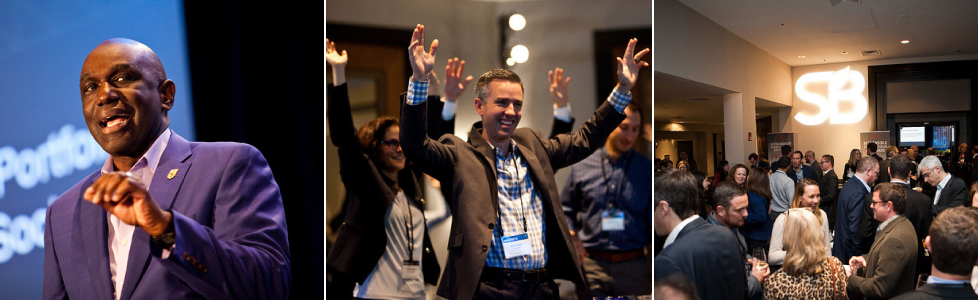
top-left (794, 66), bottom-right (867, 126)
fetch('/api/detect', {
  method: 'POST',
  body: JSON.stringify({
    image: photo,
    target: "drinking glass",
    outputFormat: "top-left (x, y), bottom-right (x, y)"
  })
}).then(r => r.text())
top-left (753, 247), bottom-right (767, 267)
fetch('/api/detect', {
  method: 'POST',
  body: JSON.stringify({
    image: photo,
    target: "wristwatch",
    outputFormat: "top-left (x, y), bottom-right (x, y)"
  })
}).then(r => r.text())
top-left (152, 221), bottom-right (176, 249)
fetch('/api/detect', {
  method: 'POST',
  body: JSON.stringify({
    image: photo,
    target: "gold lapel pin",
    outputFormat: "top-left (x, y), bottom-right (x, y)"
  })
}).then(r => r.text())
top-left (167, 169), bottom-right (178, 179)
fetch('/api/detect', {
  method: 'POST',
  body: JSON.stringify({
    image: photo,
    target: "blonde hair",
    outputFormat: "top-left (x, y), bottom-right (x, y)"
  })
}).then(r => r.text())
top-left (790, 178), bottom-right (823, 220)
top-left (847, 149), bottom-right (860, 166)
top-left (782, 208), bottom-right (826, 276)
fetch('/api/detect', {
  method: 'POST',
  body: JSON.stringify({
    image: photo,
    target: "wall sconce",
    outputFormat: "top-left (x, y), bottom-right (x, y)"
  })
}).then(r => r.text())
top-left (499, 13), bottom-right (528, 68)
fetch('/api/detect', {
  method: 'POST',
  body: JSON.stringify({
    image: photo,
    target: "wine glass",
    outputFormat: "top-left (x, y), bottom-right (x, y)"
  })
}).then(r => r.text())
top-left (753, 248), bottom-right (767, 267)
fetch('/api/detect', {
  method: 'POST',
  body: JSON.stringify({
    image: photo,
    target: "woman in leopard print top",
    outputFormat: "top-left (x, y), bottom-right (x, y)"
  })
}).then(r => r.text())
top-left (764, 208), bottom-right (848, 300)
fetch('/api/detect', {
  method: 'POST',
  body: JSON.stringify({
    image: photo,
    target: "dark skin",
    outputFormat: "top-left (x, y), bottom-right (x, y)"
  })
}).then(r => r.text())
top-left (78, 39), bottom-right (175, 237)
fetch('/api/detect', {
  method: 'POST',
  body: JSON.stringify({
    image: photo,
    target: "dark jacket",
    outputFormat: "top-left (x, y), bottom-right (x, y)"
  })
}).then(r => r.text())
top-left (786, 165), bottom-right (819, 183)
top-left (819, 169), bottom-right (839, 228)
top-left (891, 283), bottom-right (978, 300)
top-left (933, 175), bottom-right (968, 216)
top-left (326, 84), bottom-right (440, 287)
top-left (655, 218), bottom-right (747, 300)
top-left (834, 176), bottom-right (871, 262)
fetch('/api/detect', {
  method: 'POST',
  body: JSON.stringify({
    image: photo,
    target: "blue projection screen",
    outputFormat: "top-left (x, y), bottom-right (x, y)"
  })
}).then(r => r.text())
top-left (0, 1), bottom-right (194, 296)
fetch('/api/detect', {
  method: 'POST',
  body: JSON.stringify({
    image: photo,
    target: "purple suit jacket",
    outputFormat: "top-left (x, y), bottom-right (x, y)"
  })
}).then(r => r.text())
top-left (43, 133), bottom-right (290, 300)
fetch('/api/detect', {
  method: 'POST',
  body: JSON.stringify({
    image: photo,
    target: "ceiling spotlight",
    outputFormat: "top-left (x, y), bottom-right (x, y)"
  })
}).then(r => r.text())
top-left (506, 57), bottom-right (516, 66)
top-left (901, 40), bottom-right (910, 44)
top-left (798, 55), bottom-right (806, 58)
top-left (841, 51), bottom-right (849, 55)
top-left (511, 45), bottom-right (529, 63)
top-left (509, 14), bottom-right (526, 31)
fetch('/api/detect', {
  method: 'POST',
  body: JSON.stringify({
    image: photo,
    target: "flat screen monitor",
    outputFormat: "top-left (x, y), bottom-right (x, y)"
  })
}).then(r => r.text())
top-left (898, 126), bottom-right (926, 147)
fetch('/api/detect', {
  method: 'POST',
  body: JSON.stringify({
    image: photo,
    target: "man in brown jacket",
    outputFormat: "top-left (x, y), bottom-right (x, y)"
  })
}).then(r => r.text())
top-left (399, 24), bottom-right (648, 300)
top-left (847, 182), bottom-right (918, 300)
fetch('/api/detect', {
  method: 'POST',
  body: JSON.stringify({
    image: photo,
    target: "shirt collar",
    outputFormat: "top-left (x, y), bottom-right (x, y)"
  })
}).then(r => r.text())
top-left (937, 173), bottom-right (952, 190)
top-left (853, 174), bottom-right (871, 192)
top-left (490, 139), bottom-right (518, 160)
top-left (663, 215), bottom-right (699, 249)
top-left (878, 214), bottom-right (900, 231)
top-left (927, 275), bottom-right (972, 285)
top-left (100, 129), bottom-right (171, 176)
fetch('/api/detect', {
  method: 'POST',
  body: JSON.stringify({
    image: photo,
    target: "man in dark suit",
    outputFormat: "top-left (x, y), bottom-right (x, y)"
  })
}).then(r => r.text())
top-left (818, 154), bottom-right (839, 229)
top-left (399, 24), bottom-right (648, 300)
top-left (868, 142), bottom-right (883, 162)
top-left (806, 150), bottom-right (822, 181)
top-left (919, 155), bottom-right (969, 216)
top-left (654, 169), bottom-right (748, 300)
top-left (786, 151), bottom-right (818, 183)
top-left (834, 156), bottom-right (879, 263)
top-left (748, 153), bottom-right (769, 169)
top-left (892, 207), bottom-right (978, 300)
top-left (887, 154), bottom-right (934, 279)
top-left (847, 183), bottom-right (918, 300)
top-left (44, 39), bottom-right (290, 299)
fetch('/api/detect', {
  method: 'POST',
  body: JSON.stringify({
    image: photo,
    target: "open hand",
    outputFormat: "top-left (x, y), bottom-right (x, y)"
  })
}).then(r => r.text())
top-left (616, 38), bottom-right (649, 92)
top-left (326, 39), bottom-right (348, 67)
top-left (408, 24), bottom-right (438, 81)
top-left (548, 68), bottom-right (571, 107)
top-left (444, 57), bottom-right (473, 102)
top-left (83, 172), bottom-right (172, 236)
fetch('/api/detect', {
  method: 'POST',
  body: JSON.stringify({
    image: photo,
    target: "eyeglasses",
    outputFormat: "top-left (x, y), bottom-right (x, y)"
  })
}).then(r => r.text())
top-left (378, 139), bottom-right (401, 148)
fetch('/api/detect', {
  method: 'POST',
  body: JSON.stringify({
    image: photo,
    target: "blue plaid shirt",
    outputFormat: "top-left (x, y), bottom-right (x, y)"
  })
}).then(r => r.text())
top-left (484, 142), bottom-right (547, 269)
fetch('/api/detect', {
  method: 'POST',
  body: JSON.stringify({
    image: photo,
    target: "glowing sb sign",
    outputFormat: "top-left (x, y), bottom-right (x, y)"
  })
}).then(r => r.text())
top-left (794, 66), bottom-right (867, 125)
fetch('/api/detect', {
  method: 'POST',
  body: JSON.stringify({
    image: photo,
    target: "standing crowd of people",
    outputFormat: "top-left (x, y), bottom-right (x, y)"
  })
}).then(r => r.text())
top-left (654, 142), bottom-right (978, 300)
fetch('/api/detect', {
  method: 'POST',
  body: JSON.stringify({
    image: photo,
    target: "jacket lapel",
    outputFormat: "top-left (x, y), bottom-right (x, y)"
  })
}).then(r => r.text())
top-left (81, 174), bottom-right (115, 300)
top-left (515, 143), bottom-right (556, 213)
top-left (119, 133), bottom-right (193, 300)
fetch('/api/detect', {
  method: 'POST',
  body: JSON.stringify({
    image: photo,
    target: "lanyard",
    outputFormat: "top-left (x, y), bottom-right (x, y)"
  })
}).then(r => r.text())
top-left (398, 188), bottom-right (416, 262)
top-left (494, 144), bottom-right (528, 233)
top-left (601, 150), bottom-right (632, 211)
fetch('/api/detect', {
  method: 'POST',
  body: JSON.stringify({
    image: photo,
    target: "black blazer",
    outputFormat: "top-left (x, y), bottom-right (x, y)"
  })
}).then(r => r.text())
top-left (819, 169), bottom-right (840, 226)
top-left (654, 218), bottom-right (747, 300)
top-left (891, 283), bottom-right (978, 300)
top-left (326, 84), bottom-right (440, 286)
top-left (934, 176), bottom-right (968, 216)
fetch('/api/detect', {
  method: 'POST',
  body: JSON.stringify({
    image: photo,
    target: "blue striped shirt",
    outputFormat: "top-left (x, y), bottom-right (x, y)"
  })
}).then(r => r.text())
top-left (484, 142), bottom-right (547, 269)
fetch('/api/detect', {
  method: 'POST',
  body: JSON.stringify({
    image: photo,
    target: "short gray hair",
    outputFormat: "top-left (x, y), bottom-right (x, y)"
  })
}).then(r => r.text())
top-left (918, 155), bottom-right (943, 172)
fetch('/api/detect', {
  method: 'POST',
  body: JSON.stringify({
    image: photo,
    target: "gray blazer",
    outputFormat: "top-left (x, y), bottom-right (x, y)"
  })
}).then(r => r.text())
top-left (400, 96), bottom-right (625, 300)
top-left (848, 216), bottom-right (919, 300)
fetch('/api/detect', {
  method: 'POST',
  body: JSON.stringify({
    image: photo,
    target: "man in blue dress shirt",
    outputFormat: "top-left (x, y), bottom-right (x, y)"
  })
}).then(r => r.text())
top-left (561, 102), bottom-right (652, 298)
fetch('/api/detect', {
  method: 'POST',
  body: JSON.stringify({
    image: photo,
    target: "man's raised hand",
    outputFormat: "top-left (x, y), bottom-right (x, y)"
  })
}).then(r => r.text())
top-left (548, 67), bottom-right (571, 107)
top-left (444, 57), bottom-right (473, 102)
top-left (616, 38), bottom-right (649, 92)
top-left (408, 24), bottom-right (438, 81)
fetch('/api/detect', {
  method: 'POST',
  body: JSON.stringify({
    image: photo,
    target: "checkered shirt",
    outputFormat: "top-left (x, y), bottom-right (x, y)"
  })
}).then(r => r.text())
top-left (406, 79), bottom-right (429, 105)
top-left (485, 141), bottom-right (547, 269)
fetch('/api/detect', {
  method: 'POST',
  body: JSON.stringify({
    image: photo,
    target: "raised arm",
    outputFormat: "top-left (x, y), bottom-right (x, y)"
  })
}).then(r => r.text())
top-left (401, 24), bottom-right (457, 181)
top-left (542, 39), bottom-right (647, 170)
top-left (549, 67), bottom-right (574, 137)
top-left (431, 57), bottom-right (472, 137)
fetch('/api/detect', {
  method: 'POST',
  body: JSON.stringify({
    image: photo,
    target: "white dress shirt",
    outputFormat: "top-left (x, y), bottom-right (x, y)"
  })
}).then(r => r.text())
top-left (99, 129), bottom-right (171, 300)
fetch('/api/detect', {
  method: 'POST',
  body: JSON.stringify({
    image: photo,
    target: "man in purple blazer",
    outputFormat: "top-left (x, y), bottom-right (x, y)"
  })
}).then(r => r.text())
top-left (43, 38), bottom-right (290, 299)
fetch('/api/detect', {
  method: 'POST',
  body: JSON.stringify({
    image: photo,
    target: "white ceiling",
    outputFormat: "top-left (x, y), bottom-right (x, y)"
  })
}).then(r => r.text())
top-left (655, 0), bottom-right (978, 124)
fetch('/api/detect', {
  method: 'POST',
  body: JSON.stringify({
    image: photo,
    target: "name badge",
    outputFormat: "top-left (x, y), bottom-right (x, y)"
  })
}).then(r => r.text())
top-left (402, 260), bottom-right (421, 279)
top-left (501, 233), bottom-right (532, 259)
top-left (601, 210), bottom-right (625, 231)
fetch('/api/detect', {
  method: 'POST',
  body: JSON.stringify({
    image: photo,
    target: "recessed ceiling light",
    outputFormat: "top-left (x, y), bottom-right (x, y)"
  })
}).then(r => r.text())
top-left (901, 40), bottom-right (910, 44)
top-left (841, 51), bottom-right (849, 55)
top-left (798, 55), bottom-right (806, 58)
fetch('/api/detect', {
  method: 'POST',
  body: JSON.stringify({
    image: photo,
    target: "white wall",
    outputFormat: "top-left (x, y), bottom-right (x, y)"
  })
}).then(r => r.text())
top-left (654, 0), bottom-right (792, 164)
